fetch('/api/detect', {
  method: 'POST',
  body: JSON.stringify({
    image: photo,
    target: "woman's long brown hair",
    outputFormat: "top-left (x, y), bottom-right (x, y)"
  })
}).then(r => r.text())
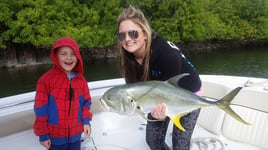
top-left (117, 5), bottom-right (152, 83)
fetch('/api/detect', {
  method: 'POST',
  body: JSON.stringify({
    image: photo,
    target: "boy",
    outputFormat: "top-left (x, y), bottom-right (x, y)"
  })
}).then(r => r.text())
top-left (33, 37), bottom-right (92, 150)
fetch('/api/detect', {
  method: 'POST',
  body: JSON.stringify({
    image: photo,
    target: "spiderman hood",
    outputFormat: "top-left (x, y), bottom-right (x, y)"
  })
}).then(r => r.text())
top-left (50, 37), bottom-right (83, 75)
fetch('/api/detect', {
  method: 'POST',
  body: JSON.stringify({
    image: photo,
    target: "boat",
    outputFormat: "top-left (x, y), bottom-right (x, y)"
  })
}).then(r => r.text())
top-left (0, 75), bottom-right (267, 150)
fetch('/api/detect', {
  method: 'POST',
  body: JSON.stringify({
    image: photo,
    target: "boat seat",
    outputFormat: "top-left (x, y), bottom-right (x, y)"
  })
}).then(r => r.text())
top-left (196, 80), bottom-right (268, 150)
top-left (222, 100), bottom-right (268, 149)
top-left (197, 81), bottom-right (229, 135)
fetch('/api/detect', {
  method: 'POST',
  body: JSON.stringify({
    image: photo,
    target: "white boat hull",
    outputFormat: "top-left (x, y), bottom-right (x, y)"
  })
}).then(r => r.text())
top-left (0, 75), bottom-right (267, 150)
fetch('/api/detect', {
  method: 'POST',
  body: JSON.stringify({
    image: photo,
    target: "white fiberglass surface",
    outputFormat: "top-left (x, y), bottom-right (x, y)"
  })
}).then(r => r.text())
top-left (88, 112), bottom-right (150, 150)
top-left (0, 112), bottom-right (151, 150)
top-left (0, 112), bottom-right (263, 150)
top-left (1, 75), bottom-right (267, 150)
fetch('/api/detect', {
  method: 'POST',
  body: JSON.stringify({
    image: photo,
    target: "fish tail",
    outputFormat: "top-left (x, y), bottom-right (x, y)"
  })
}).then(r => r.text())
top-left (170, 114), bottom-right (186, 131)
top-left (217, 87), bottom-right (251, 125)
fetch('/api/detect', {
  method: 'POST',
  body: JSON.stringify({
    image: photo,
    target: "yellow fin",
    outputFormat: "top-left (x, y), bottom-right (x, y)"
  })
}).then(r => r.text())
top-left (169, 114), bottom-right (185, 131)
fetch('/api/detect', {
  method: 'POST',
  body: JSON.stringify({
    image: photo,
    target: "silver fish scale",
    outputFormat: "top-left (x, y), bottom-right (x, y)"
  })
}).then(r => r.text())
top-left (101, 76), bottom-right (249, 126)
top-left (126, 81), bottom-right (209, 115)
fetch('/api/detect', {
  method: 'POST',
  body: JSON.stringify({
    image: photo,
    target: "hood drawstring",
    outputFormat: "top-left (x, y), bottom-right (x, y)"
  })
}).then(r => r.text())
top-left (67, 73), bottom-right (78, 114)
top-left (68, 80), bottom-right (72, 114)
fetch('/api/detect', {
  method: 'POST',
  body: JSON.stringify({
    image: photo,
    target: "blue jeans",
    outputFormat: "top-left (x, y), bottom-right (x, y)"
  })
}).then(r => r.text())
top-left (49, 141), bottom-right (81, 150)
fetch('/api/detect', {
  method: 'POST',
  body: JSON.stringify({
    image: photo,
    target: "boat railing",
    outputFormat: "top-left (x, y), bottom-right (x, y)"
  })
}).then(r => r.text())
top-left (0, 78), bottom-right (125, 117)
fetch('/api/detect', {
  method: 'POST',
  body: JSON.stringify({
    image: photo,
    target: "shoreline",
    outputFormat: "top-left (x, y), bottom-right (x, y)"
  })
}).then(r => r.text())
top-left (1, 39), bottom-right (268, 69)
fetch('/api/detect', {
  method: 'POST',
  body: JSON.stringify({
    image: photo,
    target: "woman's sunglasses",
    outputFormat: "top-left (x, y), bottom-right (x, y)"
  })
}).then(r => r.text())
top-left (117, 30), bottom-right (140, 41)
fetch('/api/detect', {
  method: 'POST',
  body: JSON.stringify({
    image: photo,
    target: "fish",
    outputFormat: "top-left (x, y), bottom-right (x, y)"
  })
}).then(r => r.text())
top-left (100, 73), bottom-right (250, 131)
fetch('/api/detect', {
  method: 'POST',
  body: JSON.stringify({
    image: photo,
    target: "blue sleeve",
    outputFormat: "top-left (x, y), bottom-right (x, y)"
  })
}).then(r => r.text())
top-left (39, 134), bottom-right (50, 142)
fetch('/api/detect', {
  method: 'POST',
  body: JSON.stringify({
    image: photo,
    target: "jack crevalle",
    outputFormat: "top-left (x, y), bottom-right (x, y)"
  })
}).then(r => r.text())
top-left (100, 74), bottom-right (250, 131)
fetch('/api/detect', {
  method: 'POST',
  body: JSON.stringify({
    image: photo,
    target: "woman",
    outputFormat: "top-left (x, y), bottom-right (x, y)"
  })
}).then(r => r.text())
top-left (117, 5), bottom-right (202, 150)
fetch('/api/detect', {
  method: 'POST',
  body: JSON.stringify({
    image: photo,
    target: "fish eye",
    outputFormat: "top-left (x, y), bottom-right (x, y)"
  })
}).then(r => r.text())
top-left (107, 96), bottom-right (111, 100)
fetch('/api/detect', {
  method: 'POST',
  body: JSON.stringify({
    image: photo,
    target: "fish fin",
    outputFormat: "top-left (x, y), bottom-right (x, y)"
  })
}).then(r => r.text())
top-left (217, 87), bottom-right (251, 125)
top-left (136, 109), bottom-right (160, 122)
top-left (169, 114), bottom-right (185, 131)
top-left (136, 109), bottom-right (147, 120)
top-left (166, 73), bottom-right (190, 88)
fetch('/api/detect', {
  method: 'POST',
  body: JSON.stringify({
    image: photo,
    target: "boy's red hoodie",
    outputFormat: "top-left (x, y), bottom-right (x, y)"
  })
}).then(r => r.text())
top-left (33, 37), bottom-right (92, 145)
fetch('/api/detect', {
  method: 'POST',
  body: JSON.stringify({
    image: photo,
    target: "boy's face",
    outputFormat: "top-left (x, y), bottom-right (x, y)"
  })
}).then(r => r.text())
top-left (56, 46), bottom-right (78, 74)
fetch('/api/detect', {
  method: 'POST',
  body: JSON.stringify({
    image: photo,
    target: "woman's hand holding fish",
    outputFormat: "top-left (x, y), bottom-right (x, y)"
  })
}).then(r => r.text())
top-left (151, 102), bottom-right (167, 121)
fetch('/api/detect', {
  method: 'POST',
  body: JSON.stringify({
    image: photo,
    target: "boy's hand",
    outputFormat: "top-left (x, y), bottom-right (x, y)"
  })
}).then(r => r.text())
top-left (84, 124), bottom-right (91, 136)
top-left (40, 139), bottom-right (51, 149)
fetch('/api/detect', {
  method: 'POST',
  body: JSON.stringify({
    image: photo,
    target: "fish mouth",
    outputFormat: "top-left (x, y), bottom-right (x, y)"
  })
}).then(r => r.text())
top-left (99, 95), bottom-right (138, 115)
top-left (99, 97), bottom-right (111, 112)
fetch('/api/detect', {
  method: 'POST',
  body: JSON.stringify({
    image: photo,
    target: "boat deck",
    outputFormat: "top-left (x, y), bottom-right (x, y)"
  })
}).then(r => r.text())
top-left (0, 76), bottom-right (267, 150)
top-left (0, 111), bottom-right (262, 150)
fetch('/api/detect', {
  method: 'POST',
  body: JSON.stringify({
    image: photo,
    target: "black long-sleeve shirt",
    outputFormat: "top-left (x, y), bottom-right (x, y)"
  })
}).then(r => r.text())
top-left (149, 34), bottom-right (201, 93)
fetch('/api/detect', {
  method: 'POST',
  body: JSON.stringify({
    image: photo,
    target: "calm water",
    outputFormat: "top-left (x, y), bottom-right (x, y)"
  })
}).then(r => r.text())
top-left (0, 59), bottom-right (121, 98)
top-left (0, 47), bottom-right (268, 98)
top-left (188, 47), bottom-right (268, 78)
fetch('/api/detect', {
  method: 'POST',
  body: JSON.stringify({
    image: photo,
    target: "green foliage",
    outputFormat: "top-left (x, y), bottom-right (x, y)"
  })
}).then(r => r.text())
top-left (89, 0), bottom-right (122, 47)
top-left (0, 0), bottom-right (267, 49)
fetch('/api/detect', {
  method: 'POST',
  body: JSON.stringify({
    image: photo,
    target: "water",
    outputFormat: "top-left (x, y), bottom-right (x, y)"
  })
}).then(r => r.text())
top-left (0, 59), bottom-right (121, 98)
top-left (0, 47), bottom-right (268, 98)
top-left (188, 47), bottom-right (268, 78)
